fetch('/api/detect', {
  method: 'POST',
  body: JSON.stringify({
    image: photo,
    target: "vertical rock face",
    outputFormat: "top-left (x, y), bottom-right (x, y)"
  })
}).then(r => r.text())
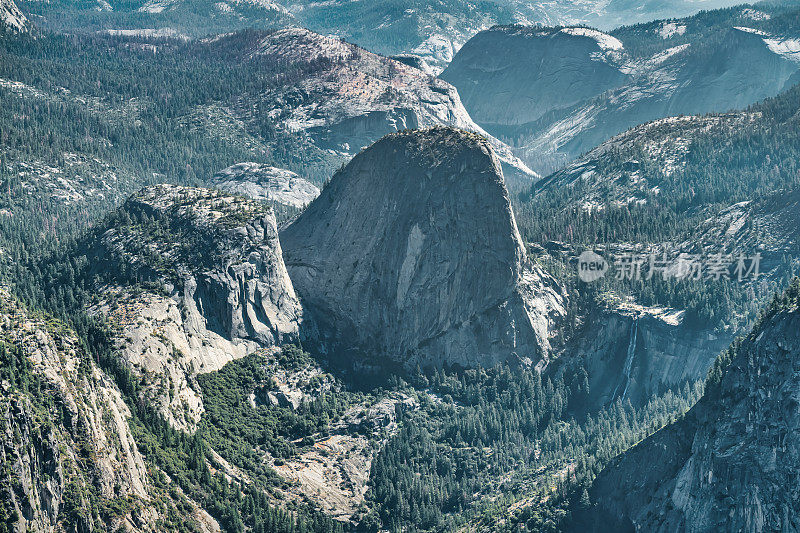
top-left (281, 128), bottom-right (566, 369)
top-left (0, 0), bottom-right (27, 32)
top-left (442, 9), bottom-right (800, 174)
top-left (440, 26), bottom-right (628, 129)
top-left (0, 289), bottom-right (219, 532)
top-left (587, 280), bottom-right (800, 532)
top-left (566, 308), bottom-right (733, 408)
top-left (115, 185), bottom-right (302, 348)
top-left (90, 185), bottom-right (302, 430)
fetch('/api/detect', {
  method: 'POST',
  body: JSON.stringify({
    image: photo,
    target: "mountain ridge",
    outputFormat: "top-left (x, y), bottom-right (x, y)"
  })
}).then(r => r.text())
top-left (17, 0), bottom-right (745, 70)
top-left (442, 4), bottom-right (800, 174)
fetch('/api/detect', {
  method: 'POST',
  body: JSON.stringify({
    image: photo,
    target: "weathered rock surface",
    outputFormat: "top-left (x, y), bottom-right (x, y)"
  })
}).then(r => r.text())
top-left (90, 185), bottom-right (301, 430)
top-left (0, 0), bottom-right (26, 32)
top-left (442, 25), bottom-right (627, 132)
top-left (281, 128), bottom-right (566, 369)
top-left (586, 280), bottom-right (800, 532)
top-left (564, 304), bottom-right (732, 408)
top-left (211, 28), bottom-right (537, 188)
top-left (0, 288), bottom-right (219, 532)
top-left (212, 162), bottom-right (320, 208)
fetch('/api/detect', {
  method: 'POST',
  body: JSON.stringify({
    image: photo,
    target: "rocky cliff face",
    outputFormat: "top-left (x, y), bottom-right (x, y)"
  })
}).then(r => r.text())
top-left (442, 6), bottom-right (800, 174)
top-left (565, 305), bottom-right (732, 408)
top-left (521, 60), bottom-right (800, 413)
top-left (211, 162), bottom-right (320, 208)
top-left (209, 28), bottom-right (537, 188)
top-left (0, 288), bottom-right (218, 532)
top-left (89, 185), bottom-right (301, 430)
top-left (441, 26), bottom-right (627, 131)
top-left (0, 0), bottom-right (26, 32)
top-left (587, 279), bottom-right (800, 532)
top-left (281, 128), bottom-right (566, 369)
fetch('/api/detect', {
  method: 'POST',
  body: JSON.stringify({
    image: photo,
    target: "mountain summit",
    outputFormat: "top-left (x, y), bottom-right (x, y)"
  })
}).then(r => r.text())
top-left (281, 127), bottom-right (566, 369)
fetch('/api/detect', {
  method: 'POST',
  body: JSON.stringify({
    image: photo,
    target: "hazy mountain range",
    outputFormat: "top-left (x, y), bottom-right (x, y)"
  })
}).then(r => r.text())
top-left (14, 0), bottom-right (746, 68)
top-left (443, 3), bottom-right (800, 173)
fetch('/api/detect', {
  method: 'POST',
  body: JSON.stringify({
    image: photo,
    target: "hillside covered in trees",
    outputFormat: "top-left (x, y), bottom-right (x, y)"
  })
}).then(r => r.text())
top-left (3, 2), bottom-right (800, 532)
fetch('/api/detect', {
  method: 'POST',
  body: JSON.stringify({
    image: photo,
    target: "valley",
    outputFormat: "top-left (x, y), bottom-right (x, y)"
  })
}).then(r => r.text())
top-left (2, 0), bottom-right (800, 531)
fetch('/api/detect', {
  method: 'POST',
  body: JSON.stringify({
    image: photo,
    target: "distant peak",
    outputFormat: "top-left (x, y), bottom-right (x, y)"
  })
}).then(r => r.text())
top-left (212, 163), bottom-right (320, 208)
